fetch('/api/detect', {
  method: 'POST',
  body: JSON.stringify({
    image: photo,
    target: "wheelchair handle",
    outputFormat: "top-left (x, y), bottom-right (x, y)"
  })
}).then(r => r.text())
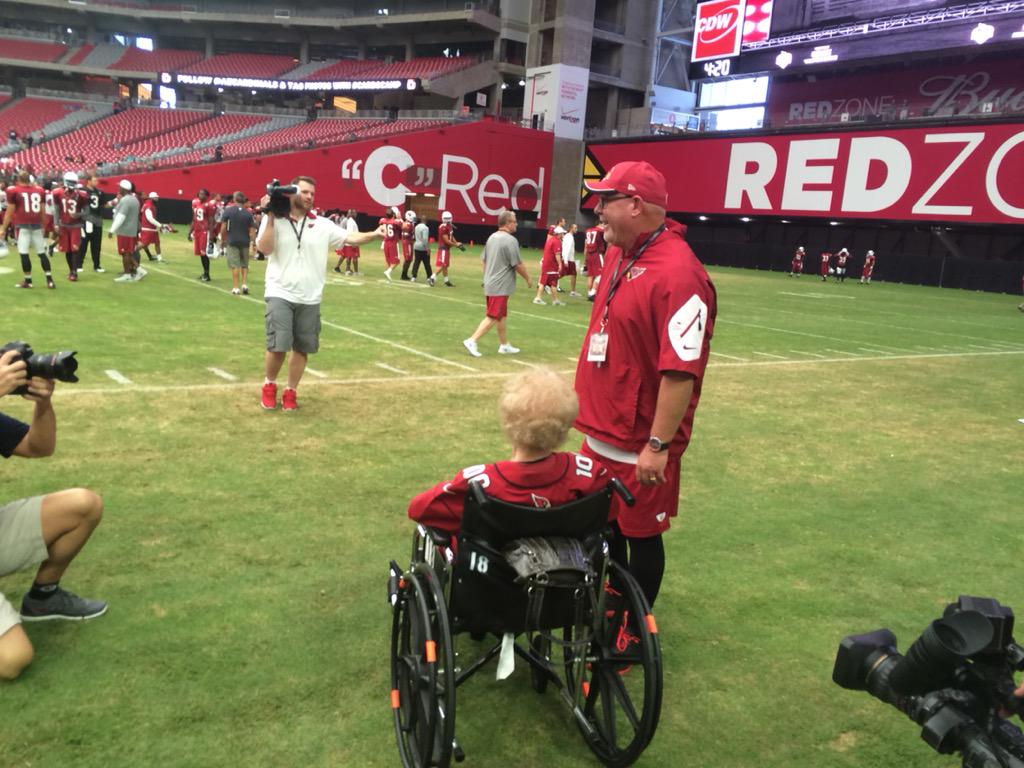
top-left (610, 478), bottom-right (636, 507)
top-left (468, 479), bottom-right (488, 506)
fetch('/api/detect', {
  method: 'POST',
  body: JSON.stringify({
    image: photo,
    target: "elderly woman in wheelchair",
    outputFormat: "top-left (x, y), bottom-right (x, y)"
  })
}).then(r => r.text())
top-left (388, 369), bottom-right (663, 767)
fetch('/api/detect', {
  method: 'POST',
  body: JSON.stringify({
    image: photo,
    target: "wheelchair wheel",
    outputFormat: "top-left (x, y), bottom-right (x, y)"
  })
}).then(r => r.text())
top-left (390, 563), bottom-right (457, 768)
top-left (563, 562), bottom-right (663, 768)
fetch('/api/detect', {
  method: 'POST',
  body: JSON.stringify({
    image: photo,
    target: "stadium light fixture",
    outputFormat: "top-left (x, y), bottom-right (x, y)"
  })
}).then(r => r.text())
top-left (217, 87), bottom-right (224, 93)
top-left (775, 50), bottom-right (793, 69)
top-left (740, 217), bottom-right (751, 222)
top-left (971, 23), bottom-right (995, 44)
top-left (781, 219), bottom-right (791, 224)
top-left (518, 79), bottom-right (525, 86)
top-left (68, 0), bottom-right (86, 5)
top-left (829, 221), bottom-right (840, 226)
top-left (501, 83), bottom-right (508, 89)
top-left (698, 215), bottom-right (708, 221)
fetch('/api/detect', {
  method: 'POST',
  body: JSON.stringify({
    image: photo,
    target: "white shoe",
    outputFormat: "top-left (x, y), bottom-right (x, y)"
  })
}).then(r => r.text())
top-left (94, 267), bottom-right (106, 273)
top-left (498, 344), bottom-right (520, 354)
top-left (345, 269), bottom-right (353, 275)
top-left (384, 267), bottom-right (393, 281)
top-left (552, 299), bottom-right (565, 306)
top-left (462, 338), bottom-right (482, 358)
top-left (113, 272), bottom-right (133, 282)
top-left (231, 288), bottom-right (240, 295)
top-left (569, 291), bottom-right (581, 297)
top-left (409, 277), bottom-right (416, 283)
top-left (532, 298), bottom-right (545, 305)
top-left (428, 276), bottom-right (435, 287)
top-left (136, 266), bottom-right (148, 277)
top-left (132, 270), bottom-right (146, 281)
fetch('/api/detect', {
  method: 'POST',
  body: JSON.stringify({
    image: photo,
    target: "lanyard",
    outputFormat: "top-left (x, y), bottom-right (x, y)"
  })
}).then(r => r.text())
top-left (599, 224), bottom-right (666, 328)
top-left (288, 215), bottom-right (308, 251)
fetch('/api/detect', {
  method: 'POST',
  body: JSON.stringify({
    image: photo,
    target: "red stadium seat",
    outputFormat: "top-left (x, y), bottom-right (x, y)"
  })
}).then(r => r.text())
top-left (109, 47), bottom-right (205, 73)
top-left (0, 37), bottom-right (67, 63)
top-left (182, 54), bottom-right (298, 78)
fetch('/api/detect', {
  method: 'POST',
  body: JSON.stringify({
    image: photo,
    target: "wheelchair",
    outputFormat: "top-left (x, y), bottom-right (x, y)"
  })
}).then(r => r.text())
top-left (387, 479), bottom-right (663, 767)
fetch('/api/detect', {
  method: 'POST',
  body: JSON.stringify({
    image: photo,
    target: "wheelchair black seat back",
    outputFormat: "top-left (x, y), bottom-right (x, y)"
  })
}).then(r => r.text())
top-left (450, 481), bottom-right (613, 637)
top-left (388, 479), bottom-right (664, 768)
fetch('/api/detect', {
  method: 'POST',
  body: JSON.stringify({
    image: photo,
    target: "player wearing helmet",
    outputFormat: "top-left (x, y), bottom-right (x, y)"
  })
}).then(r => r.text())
top-left (51, 172), bottom-right (89, 282)
top-left (861, 250), bottom-right (876, 284)
top-left (430, 211), bottom-right (462, 287)
top-left (380, 206), bottom-right (403, 281)
top-left (790, 246), bottom-right (804, 277)
top-left (399, 209), bottom-right (416, 281)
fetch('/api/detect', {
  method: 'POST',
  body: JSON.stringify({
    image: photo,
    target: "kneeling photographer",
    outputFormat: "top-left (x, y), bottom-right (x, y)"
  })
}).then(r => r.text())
top-left (0, 343), bottom-right (105, 681)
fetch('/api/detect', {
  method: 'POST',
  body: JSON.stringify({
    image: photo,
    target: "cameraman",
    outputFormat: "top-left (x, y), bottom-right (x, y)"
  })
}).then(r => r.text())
top-left (0, 349), bottom-right (106, 680)
top-left (256, 176), bottom-right (385, 411)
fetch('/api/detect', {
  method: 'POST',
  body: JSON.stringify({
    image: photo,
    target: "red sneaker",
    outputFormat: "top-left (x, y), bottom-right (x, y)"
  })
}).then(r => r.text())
top-left (282, 387), bottom-right (298, 411)
top-left (260, 382), bottom-right (278, 410)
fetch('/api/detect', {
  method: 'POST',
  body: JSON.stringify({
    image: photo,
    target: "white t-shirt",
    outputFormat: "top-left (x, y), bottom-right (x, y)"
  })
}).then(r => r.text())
top-left (260, 213), bottom-right (348, 305)
top-left (562, 231), bottom-right (576, 263)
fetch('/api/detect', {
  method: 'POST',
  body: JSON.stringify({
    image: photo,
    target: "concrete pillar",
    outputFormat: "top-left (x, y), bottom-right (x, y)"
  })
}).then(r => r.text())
top-left (357, 42), bottom-right (367, 60)
top-left (204, 33), bottom-right (214, 58)
top-left (300, 38), bottom-right (309, 64)
top-left (86, 21), bottom-right (98, 46)
top-left (405, 38), bottom-right (415, 61)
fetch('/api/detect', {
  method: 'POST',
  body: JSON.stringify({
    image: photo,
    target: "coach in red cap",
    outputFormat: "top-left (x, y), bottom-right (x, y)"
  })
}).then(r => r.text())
top-left (575, 160), bottom-right (717, 611)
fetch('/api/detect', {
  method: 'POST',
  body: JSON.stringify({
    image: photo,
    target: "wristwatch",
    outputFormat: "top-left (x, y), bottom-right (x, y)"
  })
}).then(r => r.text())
top-left (647, 436), bottom-right (669, 452)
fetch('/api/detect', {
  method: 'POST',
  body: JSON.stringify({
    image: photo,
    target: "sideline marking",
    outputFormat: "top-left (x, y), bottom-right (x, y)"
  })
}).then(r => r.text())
top-left (305, 367), bottom-right (327, 379)
top-left (859, 347), bottom-right (894, 355)
top-left (53, 348), bottom-right (1024, 399)
top-left (779, 291), bottom-right (855, 300)
top-left (149, 266), bottom-right (478, 372)
top-left (506, 358), bottom-right (539, 368)
top-left (825, 349), bottom-right (860, 357)
top-left (752, 351), bottom-right (787, 360)
top-left (789, 350), bottom-right (826, 358)
top-left (375, 362), bottom-right (408, 375)
top-left (104, 370), bottom-right (132, 385)
top-left (206, 367), bottom-right (237, 381)
top-left (711, 351), bottom-right (748, 362)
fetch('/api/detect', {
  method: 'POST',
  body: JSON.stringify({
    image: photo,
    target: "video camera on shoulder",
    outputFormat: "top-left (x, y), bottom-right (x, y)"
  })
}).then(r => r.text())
top-left (833, 595), bottom-right (1024, 767)
top-left (265, 179), bottom-right (297, 218)
top-left (1, 341), bottom-right (79, 395)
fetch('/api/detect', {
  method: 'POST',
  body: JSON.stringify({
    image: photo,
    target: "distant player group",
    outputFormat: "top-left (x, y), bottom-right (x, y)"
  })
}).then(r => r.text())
top-left (789, 246), bottom-right (876, 284)
top-left (532, 219), bottom-right (608, 305)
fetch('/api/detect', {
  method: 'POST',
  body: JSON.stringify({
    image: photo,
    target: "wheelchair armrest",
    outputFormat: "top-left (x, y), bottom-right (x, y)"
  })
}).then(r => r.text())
top-left (417, 524), bottom-right (453, 548)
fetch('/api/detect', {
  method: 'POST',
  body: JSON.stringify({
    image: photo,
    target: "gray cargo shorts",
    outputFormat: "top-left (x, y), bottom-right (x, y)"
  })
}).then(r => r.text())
top-left (225, 244), bottom-right (249, 269)
top-left (0, 496), bottom-right (46, 636)
top-left (265, 297), bottom-right (321, 354)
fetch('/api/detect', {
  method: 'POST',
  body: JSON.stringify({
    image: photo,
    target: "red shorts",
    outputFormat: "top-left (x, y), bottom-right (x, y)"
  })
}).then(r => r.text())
top-left (194, 230), bottom-right (209, 256)
top-left (383, 241), bottom-right (400, 266)
top-left (791, 260), bottom-right (802, 272)
top-left (343, 245), bottom-right (359, 259)
top-left (585, 252), bottom-right (602, 276)
top-left (402, 240), bottom-right (413, 262)
top-left (435, 248), bottom-right (450, 268)
top-left (58, 227), bottom-right (82, 254)
top-left (580, 440), bottom-right (681, 538)
top-left (560, 261), bottom-right (577, 277)
top-left (43, 217), bottom-right (54, 237)
top-left (542, 271), bottom-right (559, 288)
top-left (485, 295), bottom-right (509, 320)
top-left (140, 229), bottom-right (160, 247)
top-left (116, 235), bottom-right (138, 256)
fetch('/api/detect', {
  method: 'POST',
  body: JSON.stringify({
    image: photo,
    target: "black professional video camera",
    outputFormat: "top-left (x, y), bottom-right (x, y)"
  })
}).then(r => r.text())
top-left (833, 596), bottom-right (1024, 767)
top-left (265, 179), bottom-right (297, 217)
top-left (1, 341), bottom-right (79, 395)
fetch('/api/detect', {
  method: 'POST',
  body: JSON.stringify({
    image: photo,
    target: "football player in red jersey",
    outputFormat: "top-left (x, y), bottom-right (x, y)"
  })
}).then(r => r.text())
top-left (820, 250), bottom-right (832, 281)
top-left (210, 193), bottom-right (227, 258)
top-left (533, 225), bottom-right (565, 305)
top-left (399, 209), bottom-right (416, 280)
top-left (192, 189), bottom-right (216, 282)
top-left (790, 246), bottom-right (804, 277)
top-left (42, 182), bottom-right (56, 260)
top-left (408, 368), bottom-right (612, 534)
top-left (584, 222), bottom-right (606, 300)
top-left (430, 210), bottom-right (462, 287)
top-left (51, 172), bottom-right (89, 282)
top-left (380, 206), bottom-right (403, 281)
top-left (861, 250), bottom-right (876, 284)
top-left (835, 247), bottom-right (850, 283)
top-left (4, 171), bottom-right (52, 289)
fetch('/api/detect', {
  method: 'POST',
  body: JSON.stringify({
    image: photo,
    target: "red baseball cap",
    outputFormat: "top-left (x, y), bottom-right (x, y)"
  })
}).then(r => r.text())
top-left (585, 161), bottom-right (669, 208)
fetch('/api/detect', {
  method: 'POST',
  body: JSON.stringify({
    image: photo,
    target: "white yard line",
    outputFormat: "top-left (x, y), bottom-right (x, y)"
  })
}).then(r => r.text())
top-left (104, 369), bottom-right (132, 385)
top-left (858, 348), bottom-right (894, 355)
top-left (711, 351), bottom-right (749, 362)
top-left (374, 362), bottom-right (408, 375)
top-left (825, 349), bottom-right (861, 357)
top-left (506, 358), bottom-right (540, 368)
top-left (778, 291), bottom-right (855, 300)
top-left (55, 348), bottom-right (1024, 399)
top-left (304, 367), bottom-right (327, 379)
top-left (206, 367), bottom-right (237, 381)
top-left (752, 351), bottom-right (788, 360)
top-left (149, 266), bottom-right (478, 372)
top-left (789, 350), bottom-right (826, 358)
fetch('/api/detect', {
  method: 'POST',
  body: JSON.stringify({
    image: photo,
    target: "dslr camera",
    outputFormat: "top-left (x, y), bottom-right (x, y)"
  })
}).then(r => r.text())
top-left (833, 595), bottom-right (1024, 767)
top-left (1, 341), bottom-right (79, 395)
top-left (265, 179), bottom-right (297, 218)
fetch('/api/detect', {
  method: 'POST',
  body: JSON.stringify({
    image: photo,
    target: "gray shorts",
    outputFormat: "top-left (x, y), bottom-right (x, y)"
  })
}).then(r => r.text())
top-left (0, 496), bottom-right (46, 636)
top-left (265, 297), bottom-right (321, 354)
top-left (226, 244), bottom-right (249, 269)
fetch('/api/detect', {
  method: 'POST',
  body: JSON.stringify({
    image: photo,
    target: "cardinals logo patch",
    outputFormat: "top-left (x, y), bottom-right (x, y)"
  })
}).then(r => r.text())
top-left (626, 266), bottom-right (647, 281)
top-left (531, 494), bottom-right (552, 509)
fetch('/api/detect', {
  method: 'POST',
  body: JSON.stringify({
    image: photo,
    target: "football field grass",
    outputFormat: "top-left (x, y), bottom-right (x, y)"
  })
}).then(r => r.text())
top-left (1, 229), bottom-right (1022, 768)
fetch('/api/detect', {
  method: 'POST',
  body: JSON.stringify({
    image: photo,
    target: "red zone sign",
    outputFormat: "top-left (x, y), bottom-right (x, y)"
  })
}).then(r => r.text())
top-left (584, 122), bottom-right (1024, 225)
top-left (691, 0), bottom-right (746, 63)
top-left (105, 121), bottom-right (554, 225)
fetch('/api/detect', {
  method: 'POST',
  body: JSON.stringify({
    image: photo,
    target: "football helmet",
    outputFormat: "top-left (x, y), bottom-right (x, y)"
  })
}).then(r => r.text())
top-left (441, 211), bottom-right (453, 222)
top-left (404, 210), bottom-right (416, 223)
top-left (62, 171), bottom-right (79, 187)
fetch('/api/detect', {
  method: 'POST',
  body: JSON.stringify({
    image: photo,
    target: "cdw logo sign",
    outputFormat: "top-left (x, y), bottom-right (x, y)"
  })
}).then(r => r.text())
top-left (692, 0), bottom-right (745, 63)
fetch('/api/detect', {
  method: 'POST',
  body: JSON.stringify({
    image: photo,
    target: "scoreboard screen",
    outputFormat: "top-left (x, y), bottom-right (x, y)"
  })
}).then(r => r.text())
top-left (689, 0), bottom-right (1024, 81)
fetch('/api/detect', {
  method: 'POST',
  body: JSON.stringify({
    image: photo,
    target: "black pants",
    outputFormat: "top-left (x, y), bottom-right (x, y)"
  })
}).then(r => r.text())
top-left (77, 223), bottom-right (102, 270)
top-left (412, 250), bottom-right (432, 280)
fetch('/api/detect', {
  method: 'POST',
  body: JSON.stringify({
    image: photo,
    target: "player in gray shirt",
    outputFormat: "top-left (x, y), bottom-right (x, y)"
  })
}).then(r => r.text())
top-left (462, 210), bottom-right (532, 357)
top-left (108, 179), bottom-right (143, 282)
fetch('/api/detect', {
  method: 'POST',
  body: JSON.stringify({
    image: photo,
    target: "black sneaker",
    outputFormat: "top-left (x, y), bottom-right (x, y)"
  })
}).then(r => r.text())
top-left (21, 587), bottom-right (108, 622)
top-left (198, 274), bottom-right (211, 282)
top-left (46, 277), bottom-right (56, 289)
